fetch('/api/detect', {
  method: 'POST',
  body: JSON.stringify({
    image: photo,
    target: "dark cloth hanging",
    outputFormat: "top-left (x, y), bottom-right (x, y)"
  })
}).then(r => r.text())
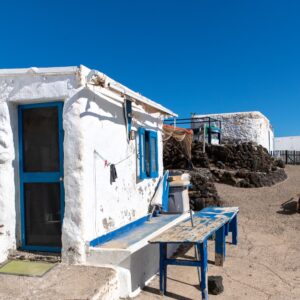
top-left (110, 164), bottom-right (118, 184)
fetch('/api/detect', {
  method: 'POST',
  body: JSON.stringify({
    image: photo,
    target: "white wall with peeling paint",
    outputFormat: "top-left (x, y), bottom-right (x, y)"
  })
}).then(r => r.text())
top-left (0, 102), bottom-right (16, 263)
top-left (193, 111), bottom-right (274, 152)
top-left (0, 66), bottom-right (173, 264)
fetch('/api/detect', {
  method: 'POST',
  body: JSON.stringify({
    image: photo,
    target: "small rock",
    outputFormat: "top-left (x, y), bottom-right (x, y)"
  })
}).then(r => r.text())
top-left (208, 275), bottom-right (224, 295)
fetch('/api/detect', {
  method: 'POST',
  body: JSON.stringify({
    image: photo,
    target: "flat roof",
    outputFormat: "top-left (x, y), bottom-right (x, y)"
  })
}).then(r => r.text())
top-left (0, 65), bottom-right (177, 116)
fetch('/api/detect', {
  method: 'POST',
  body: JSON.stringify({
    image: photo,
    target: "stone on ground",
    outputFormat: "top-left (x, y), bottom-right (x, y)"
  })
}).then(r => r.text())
top-left (208, 275), bottom-right (224, 295)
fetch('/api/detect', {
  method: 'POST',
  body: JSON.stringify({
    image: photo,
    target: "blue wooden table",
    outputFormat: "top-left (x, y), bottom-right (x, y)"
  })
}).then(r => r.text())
top-left (149, 212), bottom-right (229, 300)
top-left (198, 206), bottom-right (239, 263)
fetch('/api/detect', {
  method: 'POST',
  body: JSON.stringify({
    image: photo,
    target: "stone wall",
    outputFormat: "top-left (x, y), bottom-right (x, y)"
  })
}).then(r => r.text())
top-left (192, 112), bottom-right (274, 152)
top-left (163, 138), bottom-right (286, 209)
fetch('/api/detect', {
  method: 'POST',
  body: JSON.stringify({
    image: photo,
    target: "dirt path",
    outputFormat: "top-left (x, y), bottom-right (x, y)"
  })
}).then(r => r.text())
top-left (136, 165), bottom-right (300, 300)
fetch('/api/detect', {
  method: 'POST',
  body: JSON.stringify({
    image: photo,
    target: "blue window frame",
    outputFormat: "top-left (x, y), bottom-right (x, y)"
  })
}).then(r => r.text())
top-left (138, 128), bottom-right (159, 179)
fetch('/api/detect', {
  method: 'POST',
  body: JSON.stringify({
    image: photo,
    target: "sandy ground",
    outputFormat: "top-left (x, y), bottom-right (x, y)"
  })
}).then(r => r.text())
top-left (136, 165), bottom-right (300, 300)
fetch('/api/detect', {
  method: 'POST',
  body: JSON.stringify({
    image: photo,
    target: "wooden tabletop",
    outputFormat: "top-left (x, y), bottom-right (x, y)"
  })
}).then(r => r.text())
top-left (149, 212), bottom-right (229, 244)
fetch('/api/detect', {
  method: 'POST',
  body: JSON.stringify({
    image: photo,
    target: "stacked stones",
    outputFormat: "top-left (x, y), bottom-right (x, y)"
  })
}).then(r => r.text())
top-left (196, 141), bottom-right (287, 188)
top-left (164, 138), bottom-right (287, 209)
top-left (169, 168), bottom-right (221, 211)
top-left (163, 137), bottom-right (190, 169)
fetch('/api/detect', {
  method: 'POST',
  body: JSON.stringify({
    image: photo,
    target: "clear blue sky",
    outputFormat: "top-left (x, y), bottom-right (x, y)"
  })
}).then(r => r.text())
top-left (1, 1), bottom-right (299, 136)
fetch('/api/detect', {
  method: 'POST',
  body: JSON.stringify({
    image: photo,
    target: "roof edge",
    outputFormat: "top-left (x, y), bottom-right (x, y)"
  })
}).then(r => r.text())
top-left (0, 66), bottom-right (79, 76)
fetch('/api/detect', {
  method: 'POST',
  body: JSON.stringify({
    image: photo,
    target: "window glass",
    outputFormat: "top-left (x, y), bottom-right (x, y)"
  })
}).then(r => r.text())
top-left (140, 132), bottom-right (145, 174)
top-left (150, 136), bottom-right (157, 173)
top-left (145, 131), bottom-right (150, 177)
top-left (24, 183), bottom-right (61, 247)
top-left (22, 107), bottom-right (59, 172)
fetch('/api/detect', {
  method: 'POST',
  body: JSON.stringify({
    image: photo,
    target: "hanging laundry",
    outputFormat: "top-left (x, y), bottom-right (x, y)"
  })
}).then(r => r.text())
top-left (110, 164), bottom-right (118, 184)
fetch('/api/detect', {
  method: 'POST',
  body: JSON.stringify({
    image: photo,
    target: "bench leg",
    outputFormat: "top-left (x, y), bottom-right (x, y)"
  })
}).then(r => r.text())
top-left (159, 243), bottom-right (167, 295)
top-left (194, 245), bottom-right (201, 286)
top-left (215, 225), bottom-right (225, 266)
top-left (230, 215), bottom-right (238, 245)
top-left (198, 241), bottom-right (208, 300)
top-left (225, 222), bottom-right (229, 236)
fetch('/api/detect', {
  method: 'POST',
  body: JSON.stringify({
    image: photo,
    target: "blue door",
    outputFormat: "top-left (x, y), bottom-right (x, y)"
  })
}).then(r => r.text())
top-left (19, 102), bottom-right (64, 252)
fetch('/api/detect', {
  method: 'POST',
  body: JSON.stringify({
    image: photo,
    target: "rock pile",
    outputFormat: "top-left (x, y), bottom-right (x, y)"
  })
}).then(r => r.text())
top-left (195, 141), bottom-right (283, 172)
top-left (169, 168), bottom-right (221, 210)
top-left (163, 137), bottom-right (191, 169)
top-left (164, 139), bottom-right (287, 209)
top-left (192, 141), bottom-right (287, 188)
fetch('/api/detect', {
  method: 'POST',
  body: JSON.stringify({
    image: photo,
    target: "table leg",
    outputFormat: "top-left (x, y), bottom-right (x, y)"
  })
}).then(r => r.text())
top-left (198, 241), bottom-right (208, 300)
top-left (225, 222), bottom-right (229, 236)
top-left (230, 215), bottom-right (238, 245)
top-left (194, 245), bottom-right (201, 286)
top-left (215, 225), bottom-right (225, 266)
top-left (159, 243), bottom-right (167, 294)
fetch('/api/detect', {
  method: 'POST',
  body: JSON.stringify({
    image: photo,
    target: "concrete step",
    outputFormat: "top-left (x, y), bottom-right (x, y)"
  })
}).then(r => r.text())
top-left (8, 250), bottom-right (61, 263)
top-left (0, 264), bottom-right (119, 300)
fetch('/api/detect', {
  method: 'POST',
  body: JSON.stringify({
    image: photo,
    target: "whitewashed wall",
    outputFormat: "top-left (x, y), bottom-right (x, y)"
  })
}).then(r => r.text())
top-left (0, 69), bottom-right (80, 263)
top-left (0, 67), bottom-right (166, 264)
top-left (275, 136), bottom-right (300, 151)
top-left (62, 87), bottom-right (163, 263)
top-left (0, 102), bottom-right (15, 263)
top-left (194, 112), bottom-right (274, 152)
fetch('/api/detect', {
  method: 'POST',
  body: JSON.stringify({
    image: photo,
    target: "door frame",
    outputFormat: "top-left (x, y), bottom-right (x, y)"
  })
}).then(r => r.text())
top-left (18, 101), bottom-right (64, 252)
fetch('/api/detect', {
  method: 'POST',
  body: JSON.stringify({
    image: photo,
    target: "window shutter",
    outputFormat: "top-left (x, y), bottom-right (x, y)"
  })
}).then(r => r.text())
top-left (125, 100), bottom-right (132, 140)
top-left (149, 131), bottom-right (159, 178)
top-left (138, 127), bottom-right (146, 179)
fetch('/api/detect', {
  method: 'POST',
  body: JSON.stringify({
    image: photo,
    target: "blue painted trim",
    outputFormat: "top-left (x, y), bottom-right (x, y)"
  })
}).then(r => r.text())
top-left (19, 101), bottom-right (63, 109)
top-left (164, 258), bottom-right (202, 267)
top-left (138, 127), bottom-right (159, 180)
top-left (18, 105), bottom-right (26, 247)
top-left (57, 102), bottom-right (65, 227)
top-left (149, 130), bottom-right (158, 178)
top-left (138, 127), bottom-right (146, 179)
top-left (159, 243), bottom-right (167, 294)
top-left (231, 215), bottom-right (238, 245)
top-left (199, 240), bottom-right (208, 300)
top-left (18, 101), bottom-right (64, 253)
top-left (158, 240), bottom-right (209, 300)
top-left (215, 224), bottom-right (225, 264)
top-left (162, 171), bottom-right (170, 212)
top-left (89, 214), bottom-right (151, 247)
top-left (22, 245), bottom-right (61, 253)
top-left (22, 172), bottom-right (61, 182)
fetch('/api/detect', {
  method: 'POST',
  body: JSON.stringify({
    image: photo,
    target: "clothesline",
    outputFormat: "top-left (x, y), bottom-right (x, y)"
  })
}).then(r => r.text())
top-left (94, 149), bottom-right (134, 167)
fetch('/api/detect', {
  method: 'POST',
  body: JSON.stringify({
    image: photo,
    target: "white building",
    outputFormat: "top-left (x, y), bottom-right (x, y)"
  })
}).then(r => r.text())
top-left (192, 111), bottom-right (274, 152)
top-left (275, 136), bottom-right (300, 151)
top-left (0, 65), bottom-right (183, 297)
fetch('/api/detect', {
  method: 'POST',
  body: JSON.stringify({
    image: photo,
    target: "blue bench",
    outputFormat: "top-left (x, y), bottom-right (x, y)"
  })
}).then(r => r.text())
top-left (149, 213), bottom-right (229, 300)
top-left (149, 207), bottom-right (239, 300)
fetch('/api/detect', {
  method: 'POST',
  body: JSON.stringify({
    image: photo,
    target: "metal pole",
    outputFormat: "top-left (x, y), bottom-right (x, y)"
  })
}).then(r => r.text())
top-left (203, 124), bottom-right (205, 153)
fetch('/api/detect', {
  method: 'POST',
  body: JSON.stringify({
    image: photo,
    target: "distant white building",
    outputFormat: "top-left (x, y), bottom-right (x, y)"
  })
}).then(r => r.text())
top-left (192, 111), bottom-right (274, 152)
top-left (275, 136), bottom-right (300, 151)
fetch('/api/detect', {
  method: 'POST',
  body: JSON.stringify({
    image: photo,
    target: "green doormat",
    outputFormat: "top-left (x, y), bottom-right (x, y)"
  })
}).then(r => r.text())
top-left (0, 260), bottom-right (56, 277)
